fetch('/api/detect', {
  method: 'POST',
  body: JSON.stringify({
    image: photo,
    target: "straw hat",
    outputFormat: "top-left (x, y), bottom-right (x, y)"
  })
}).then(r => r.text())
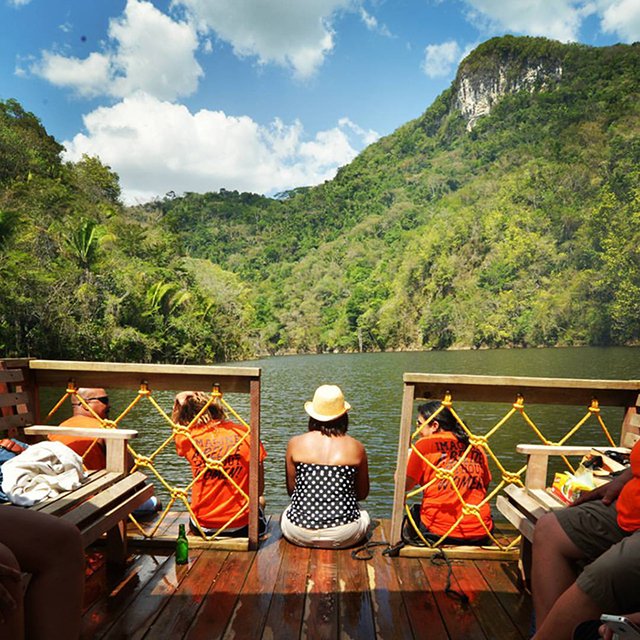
top-left (304, 385), bottom-right (351, 422)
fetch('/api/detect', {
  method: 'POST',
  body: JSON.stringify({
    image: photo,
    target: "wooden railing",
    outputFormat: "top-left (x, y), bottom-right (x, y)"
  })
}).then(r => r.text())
top-left (390, 373), bottom-right (640, 549)
top-left (3, 358), bottom-right (263, 549)
top-left (7, 358), bottom-right (640, 557)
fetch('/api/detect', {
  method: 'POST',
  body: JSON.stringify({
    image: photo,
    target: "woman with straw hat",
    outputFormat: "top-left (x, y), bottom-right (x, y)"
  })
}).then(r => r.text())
top-left (281, 385), bottom-right (370, 548)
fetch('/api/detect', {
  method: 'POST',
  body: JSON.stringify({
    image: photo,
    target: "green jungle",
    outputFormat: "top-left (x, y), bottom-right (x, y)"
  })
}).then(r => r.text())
top-left (1, 36), bottom-right (639, 363)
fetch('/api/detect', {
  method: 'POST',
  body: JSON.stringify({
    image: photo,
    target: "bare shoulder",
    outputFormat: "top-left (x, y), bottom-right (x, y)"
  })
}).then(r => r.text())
top-left (286, 432), bottom-right (313, 455)
top-left (345, 434), bottom-right (367, 458)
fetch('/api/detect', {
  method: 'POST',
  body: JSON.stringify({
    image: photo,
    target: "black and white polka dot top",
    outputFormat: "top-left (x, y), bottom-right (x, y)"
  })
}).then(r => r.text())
top-left (287, 462), bottom-right (360, 529)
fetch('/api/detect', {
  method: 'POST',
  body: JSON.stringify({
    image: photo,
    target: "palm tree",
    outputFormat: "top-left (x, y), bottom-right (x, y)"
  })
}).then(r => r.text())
top-left (67, 219), bottom-right (99, 270)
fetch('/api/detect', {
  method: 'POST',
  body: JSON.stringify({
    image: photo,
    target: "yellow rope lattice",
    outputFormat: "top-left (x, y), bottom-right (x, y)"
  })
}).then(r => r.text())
top-left (405, 392), bottom-right (616, 551)
top-left (44, 382), bottom-right (256, 542)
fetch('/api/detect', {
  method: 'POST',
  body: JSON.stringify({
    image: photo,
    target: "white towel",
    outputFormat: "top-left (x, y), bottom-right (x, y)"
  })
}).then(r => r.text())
top-left (1, 441), bottom-right (87, 507)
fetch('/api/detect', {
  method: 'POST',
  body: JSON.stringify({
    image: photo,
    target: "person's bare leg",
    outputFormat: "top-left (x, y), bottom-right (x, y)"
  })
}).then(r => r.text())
top-left (0, 543), bottom-right (24, 640)
top-left (533, 582), bottom-right (602, 640)
top-left (532, 512), bottom-right (586, 627)
top-left (0, 509), bottom-right (84, 640)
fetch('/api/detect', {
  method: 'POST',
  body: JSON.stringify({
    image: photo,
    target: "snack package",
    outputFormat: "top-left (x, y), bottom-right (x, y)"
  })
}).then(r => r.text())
top-left (549, 466), bottom-right (596, 505)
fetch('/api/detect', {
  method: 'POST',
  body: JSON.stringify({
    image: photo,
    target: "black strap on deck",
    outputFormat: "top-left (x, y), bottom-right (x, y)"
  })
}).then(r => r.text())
top-left (351, 542), bottom-right (470, 605)
top-left (350, 540), bottom-right (404, 560)
top-left (430, 549), bottom-right (470, 605)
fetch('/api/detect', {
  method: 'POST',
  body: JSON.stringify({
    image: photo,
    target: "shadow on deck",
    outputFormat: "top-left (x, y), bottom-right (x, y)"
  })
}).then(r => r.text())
top-left (82, 515), bottom-right (532, 639)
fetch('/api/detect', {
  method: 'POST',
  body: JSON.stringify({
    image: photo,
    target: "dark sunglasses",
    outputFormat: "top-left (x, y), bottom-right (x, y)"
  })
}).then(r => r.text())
top-left (86, 396), bottom-right (109, 405)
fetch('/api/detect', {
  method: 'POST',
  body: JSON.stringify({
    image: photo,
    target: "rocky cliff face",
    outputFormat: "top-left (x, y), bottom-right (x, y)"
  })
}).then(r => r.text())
top-left (453, 54), bottom-right (563, 130)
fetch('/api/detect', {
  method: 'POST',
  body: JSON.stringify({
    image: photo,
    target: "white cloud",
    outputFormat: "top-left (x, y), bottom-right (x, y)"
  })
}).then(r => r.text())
top-left (338, 116), bottom-right (380, 145)
top-left (8, 0), bottom-right (31, 6)
top-left (421, 41), bottom-right (462, 78)
top-left (62, 94), bottom-right (379, 204)
top-left (173, 0), bottom-right (354, 79)
top-left (599, 0), bottom-right (640, 42)
top-left (463, 0), bottom-right (585, 41)
top-left (359, 7), bottom-right (392, 37)
top-left (31, 0), bottom-right (202, 100)
top-left (34, 52), bottom-right (112, 98)
top-left (460, 0), bottom-right (640, 46)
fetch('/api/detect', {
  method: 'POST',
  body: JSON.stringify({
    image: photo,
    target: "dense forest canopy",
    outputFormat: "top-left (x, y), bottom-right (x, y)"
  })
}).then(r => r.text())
top-left (1, 36), bottom-right (639, 363)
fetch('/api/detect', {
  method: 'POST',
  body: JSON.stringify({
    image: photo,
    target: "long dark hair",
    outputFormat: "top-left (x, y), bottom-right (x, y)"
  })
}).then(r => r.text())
top-left (417, 401), bottom-right (469, 446)
top-left (308, 413), bottom-right (349, 437)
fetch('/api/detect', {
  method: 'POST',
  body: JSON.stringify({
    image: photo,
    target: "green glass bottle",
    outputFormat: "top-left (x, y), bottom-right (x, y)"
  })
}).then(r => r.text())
top-left (175, 523), bottom-right (189, 565)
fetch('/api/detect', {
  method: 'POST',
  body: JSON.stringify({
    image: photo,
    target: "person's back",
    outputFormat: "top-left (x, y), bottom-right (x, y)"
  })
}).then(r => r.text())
top-left (405, 401), bottom-right (492, 544)
top-left (287, 428), bottom-right (367, 469)
top-left (175, 417), bottom-right (254, 530)
top-left (282, 385), bottom-right (370, 549)
top-left (173, 391), bottom-right (266, 536)
top-left (408, 430), bottom-right (491, 540)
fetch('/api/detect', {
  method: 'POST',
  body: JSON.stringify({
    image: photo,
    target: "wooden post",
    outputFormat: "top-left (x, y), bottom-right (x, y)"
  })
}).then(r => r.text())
top-left (620, 394), bottom-right (640, 448)
top-left (389, 382), bottom-right (416, 546)
top-left (106, 521), bottom-right (128, 566)
top-left (248, 377), bottom-right (261, 550)
top-left (523, 454), bottom-right (549, 490)
top-left (105, 437), bottom-right (129, 474)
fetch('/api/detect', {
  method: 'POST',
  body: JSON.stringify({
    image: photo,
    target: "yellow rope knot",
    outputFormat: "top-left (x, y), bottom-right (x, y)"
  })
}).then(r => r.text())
top-left (441, 393), bottom-right (453, 408)
top-left (469, 434), bottom-right (488, 447)
top-left (513, 394), bottom-right (525, 410)
top-left (133, 455), bottom-right (153, 467)
top-left (138, 382), bottom-right (151, 397)
top-left (461, 504), bottom-right (481, 517)
top-left (502, 471), bottom-right (523, 484)
top-left (205, 459), bottom-right (224, 472)
top-left (172, 424), bottom-right (190, 436)
top-left (433, 467), bottom-right (454, 481)
top-left (171, 488), bottom-right (188, 502)
top-left (588, 399), bottom-right (600, 414)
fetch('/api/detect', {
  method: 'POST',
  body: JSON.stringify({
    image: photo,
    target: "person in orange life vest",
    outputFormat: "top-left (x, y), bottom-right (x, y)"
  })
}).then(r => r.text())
top-left (49, 387), bottom-right (109, 470)
top-left (47, 389), bottom-right (161, 517)
top-left (531, 440), bottom-right (640, 640)
top-left (404, 401), bottom-right (493, 544)
top-left (173, 391), bottom-right (267, 537)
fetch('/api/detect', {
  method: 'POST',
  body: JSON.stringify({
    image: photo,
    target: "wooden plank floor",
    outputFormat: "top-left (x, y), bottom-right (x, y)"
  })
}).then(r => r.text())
top-left (81, 517), bottom-right (533, 639)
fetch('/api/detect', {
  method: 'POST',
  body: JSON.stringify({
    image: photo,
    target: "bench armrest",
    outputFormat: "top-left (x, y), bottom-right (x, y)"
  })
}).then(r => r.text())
top-left (516, 444), bottom-right (593, 456)
top-left (515, 444), bottom-right (631, 489)
top-left (24, 425), bottom-right (138, 440)
top-left (516, 444), bottom-right (594, 490)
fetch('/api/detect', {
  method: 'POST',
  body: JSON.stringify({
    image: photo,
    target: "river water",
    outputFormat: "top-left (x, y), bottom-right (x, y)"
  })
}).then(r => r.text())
top-left (41, 346), bottom-right (640, 518)
top-left (236, 346), bottom-right (640, 517)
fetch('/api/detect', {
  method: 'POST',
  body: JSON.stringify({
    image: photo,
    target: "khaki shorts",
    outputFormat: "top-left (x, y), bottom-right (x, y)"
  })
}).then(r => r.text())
top-left (281, 509), bottom-right (370, 549)
top-left (555, 500), bottom-right (640, 612)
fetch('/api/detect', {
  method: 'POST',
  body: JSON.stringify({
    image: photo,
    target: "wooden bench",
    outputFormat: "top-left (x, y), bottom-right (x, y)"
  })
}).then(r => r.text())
top-left (496, 443), bottom-right (630, 585)
top-left (0, 364), bottom-right (153, 565)
top-left (496, 389), bottom-right (640, 584)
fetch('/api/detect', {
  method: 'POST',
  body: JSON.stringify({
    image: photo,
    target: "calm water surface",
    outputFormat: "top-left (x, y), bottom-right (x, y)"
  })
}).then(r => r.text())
top-left (40, 346), bottom-right (640, 518)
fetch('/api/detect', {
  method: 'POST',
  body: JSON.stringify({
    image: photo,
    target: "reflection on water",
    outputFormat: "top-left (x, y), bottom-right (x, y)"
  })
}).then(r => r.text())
top-left (39, 346), bottom-right (640, 518)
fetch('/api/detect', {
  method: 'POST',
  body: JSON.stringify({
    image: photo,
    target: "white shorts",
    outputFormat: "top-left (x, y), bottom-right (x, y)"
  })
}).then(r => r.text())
top-left (281, 508), bottom-right (370, 549)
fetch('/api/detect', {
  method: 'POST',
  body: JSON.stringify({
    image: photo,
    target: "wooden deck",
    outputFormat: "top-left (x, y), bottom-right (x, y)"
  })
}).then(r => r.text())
top-left (81, 516), bottom-right (532, 639)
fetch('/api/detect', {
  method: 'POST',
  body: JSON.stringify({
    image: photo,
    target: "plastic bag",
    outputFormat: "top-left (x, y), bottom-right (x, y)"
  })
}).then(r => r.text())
top-left (549, 465), bottom-right (595, 504)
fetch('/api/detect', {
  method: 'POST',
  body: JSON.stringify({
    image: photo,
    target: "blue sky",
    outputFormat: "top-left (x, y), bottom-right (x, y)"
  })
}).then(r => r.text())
top-left (1, 0), bottom-right (639, 203)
